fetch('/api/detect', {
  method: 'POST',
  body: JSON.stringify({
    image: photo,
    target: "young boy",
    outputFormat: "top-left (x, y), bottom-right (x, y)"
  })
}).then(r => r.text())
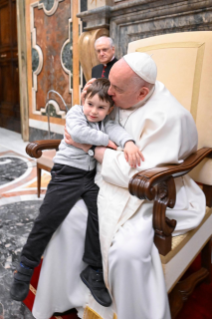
top-left (10, 79), bottom-right (143, 307)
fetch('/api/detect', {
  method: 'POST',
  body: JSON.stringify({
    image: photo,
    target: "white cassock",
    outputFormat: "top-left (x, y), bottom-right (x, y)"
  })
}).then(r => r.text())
top-left (32, 81), bottom-right (205, 319)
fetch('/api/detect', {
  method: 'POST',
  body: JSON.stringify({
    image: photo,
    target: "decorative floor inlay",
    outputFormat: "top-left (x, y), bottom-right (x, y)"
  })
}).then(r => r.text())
top-left (0, 265), bottom-right (36, 319)
top-left (0, 146), bottom-right (74, 318)
top-left (0, 200), bottom-right (42, 319)
top-left (0, 157), bottom-right (28, 186)
top-left (0, 147), bottom-right (48, 319)
top-left (0, 201), bottom-right (41, 269)
top-left (0, 150), bottom-right (51, 198)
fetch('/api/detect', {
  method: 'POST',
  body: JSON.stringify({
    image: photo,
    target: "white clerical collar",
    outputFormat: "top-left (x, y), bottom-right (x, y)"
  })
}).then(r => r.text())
top-left (103, 56), bottom-right (115, 67)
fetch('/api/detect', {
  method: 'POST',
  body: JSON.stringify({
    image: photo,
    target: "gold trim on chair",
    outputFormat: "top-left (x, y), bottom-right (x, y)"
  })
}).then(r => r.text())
top-left (29, 284), bottom-right (36, 295)
top-left (136, 42), bottom-right (205, 122)
top-left (160, 206), bottom-right (212, 264)
top-left (83, 306), bottom-right (118, 319)
top-left (83, 306), bottom-right (103, 319)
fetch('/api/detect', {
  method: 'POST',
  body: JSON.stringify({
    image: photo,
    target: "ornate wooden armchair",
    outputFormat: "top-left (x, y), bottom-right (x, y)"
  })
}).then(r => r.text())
top-left (128, 31), bottom-right (212, 318)
top-left (27, 140), bottom-right (60, 197)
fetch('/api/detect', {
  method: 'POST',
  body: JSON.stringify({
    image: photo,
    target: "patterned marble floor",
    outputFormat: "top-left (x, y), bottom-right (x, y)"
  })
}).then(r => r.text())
top-left (0, 128), bottom-right (51, 319)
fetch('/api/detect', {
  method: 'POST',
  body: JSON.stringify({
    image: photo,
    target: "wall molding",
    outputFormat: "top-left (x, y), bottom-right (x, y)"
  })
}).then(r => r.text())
top-left (77, 0), bottom-right (212, 58)
top-left (37, 0), bottom-right (64, 16)
top-left (16, 0), bottom-right (29, 141)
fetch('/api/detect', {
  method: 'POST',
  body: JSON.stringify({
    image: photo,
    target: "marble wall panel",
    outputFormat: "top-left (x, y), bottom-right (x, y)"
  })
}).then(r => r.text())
top-left (110, 0), bottom-right (212, 57)
top-left (24, 0), bottom-right (86, 141)
top-left (32, 0), bottom-right (72, 115)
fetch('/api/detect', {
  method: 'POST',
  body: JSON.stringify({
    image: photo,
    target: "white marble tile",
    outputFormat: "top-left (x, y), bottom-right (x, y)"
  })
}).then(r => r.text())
top-left (0, 128), bottom-right (29, 157)
top-left (0, 199), bottom-right (41, 319)
top-left (0, 195), bottom-right (43, 206)
top-left (0, 145), bottom-right (8, 153)
top-left (20, 194), bottom-right (44, 201)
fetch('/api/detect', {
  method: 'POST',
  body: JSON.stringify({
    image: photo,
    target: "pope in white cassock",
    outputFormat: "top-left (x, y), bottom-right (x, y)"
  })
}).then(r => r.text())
top-left (32, 53), bottom-right (205, 319)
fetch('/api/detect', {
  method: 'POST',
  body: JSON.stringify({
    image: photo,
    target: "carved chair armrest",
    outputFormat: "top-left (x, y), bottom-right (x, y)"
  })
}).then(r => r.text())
top-left (26, 140), bottom-right (61, 159)
top-left (129, 147), bottom-right (212, 255)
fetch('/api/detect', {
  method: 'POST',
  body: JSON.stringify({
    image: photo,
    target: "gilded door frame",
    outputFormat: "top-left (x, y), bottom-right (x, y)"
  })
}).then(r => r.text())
top-left (16, 0), bottom-right (29, 141)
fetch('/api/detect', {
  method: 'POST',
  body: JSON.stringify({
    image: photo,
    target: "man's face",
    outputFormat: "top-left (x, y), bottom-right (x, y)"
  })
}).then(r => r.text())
top-left (108, 60), bottom-right (141, 109)
top-left (95, 39), bottom-right (115, 65)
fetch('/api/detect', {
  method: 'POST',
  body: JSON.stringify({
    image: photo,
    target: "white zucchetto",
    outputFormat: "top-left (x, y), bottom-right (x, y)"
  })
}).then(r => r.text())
top-left (123, 52), bottom-right (157, 84)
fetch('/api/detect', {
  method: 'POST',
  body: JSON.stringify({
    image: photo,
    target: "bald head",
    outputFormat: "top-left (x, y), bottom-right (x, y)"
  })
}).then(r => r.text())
top-left (112, 58), bottom-right (154, 90)
top-left (111, 58), bottom-right (137, 86)
top-left (94, 36), bottom-right (115, 65)
top-left (108, 58), bottom-right (154, 109)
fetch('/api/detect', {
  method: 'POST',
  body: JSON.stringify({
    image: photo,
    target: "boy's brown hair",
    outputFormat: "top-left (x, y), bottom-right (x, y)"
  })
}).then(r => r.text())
top-left (85, 78), bottom-right (114, 107)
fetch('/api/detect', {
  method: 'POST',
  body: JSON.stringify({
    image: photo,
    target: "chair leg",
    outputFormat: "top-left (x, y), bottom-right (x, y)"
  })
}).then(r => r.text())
top-left (37, 165), bottom-right (41, 198)
top-left (201, 237), bottom-right (212, 284)
top-left (169, 267), bottom-right (209, 318)
top-left (203, 185), bottom-right (212, 207)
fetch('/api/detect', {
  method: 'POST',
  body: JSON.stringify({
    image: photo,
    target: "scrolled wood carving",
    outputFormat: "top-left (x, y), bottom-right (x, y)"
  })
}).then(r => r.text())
top-left (26, 140), bottom-right (61, 159)
top-left (129, 147), bottom-right (212, 255)
top-left (129, 174), bottom-right (156, 201)
top-left (78, 28), bottom-right (109, 82)
top-left (129, 173), bottom-right (177, 255)
top-left (153, 177), bottom-right (177, 255)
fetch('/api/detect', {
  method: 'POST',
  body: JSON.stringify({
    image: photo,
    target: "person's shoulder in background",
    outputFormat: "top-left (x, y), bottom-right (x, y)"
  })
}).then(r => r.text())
top-left (92, 64), bottom-right (103, 78)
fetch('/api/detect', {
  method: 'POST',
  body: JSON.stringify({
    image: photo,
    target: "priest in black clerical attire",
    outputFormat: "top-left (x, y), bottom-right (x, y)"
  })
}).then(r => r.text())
top-left (92, 36), bottom-right (118, 79)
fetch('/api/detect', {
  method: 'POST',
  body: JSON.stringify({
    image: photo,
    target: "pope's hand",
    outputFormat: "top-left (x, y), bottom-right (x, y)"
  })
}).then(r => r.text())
top-left (107, 140), bottom-right (117, 150)
top-left (94, 147), bottom-right (106, 164)
top-left (81, 78), bottom-right (96, 104)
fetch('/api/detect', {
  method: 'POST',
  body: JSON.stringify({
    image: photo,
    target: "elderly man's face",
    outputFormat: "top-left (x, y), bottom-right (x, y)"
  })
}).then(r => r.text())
top-left (95, 39), bottom-right (115, 65)
top-left (108, 60), bottom-right (144, 109)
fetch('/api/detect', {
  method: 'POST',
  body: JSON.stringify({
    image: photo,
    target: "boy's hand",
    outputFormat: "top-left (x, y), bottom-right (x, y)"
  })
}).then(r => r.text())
top-left (107, 140), bottom-right (117, 150)
top-left (124, 141), bottom-right (144, 168)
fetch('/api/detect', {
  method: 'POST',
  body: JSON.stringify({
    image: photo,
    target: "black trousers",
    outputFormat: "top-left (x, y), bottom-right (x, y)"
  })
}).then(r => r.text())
top-left (20, 164), bottom-right (102, 268)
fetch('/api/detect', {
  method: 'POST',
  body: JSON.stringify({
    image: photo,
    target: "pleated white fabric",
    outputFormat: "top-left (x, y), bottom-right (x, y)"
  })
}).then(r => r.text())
top-left (32, 189), bottom-right (204, 319)
top-left (108, 202), bottom-right (171, 319)
top-left (32, 200), bottom-right (171, 319)
top-left (32, 200), bottom-right (89, 319)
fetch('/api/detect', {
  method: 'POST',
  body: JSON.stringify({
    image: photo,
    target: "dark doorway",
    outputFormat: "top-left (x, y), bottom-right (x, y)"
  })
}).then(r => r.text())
top-left (0, 0), bottom-right (21, 133)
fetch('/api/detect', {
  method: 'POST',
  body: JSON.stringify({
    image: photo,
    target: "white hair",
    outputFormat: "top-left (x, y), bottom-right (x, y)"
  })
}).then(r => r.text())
top-left (94, 36), bottom-right (114, 49)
